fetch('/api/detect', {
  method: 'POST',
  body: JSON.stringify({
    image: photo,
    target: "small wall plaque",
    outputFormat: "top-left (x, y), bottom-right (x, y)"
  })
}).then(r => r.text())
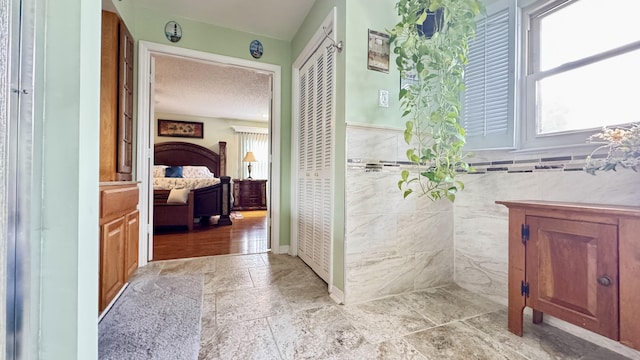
top-left (250, 40), bottom-right (263, 59)
top-left (165, 21), bottom-right (182, 43)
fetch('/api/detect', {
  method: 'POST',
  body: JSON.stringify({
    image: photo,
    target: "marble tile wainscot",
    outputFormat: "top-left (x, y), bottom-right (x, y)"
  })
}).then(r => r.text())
top-left (345, 123), bottom-right (640, 358)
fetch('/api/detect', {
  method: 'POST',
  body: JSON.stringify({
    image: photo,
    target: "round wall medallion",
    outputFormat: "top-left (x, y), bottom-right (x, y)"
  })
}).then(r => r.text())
top-left (249, 40), bottom-right (264, 59)
top-left (164, 21), bottom-right (182, 43)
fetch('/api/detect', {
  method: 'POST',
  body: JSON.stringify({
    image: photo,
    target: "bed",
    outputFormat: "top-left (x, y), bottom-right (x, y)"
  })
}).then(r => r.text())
top-left (153, 141), bottom-right (232, 228)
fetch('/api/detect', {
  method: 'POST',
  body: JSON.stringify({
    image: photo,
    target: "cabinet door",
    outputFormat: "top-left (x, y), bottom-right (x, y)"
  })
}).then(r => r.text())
top-left (100, 217), bottom-right (126, 312)
top-left (526, 216), bottom-right (619, 339)
top-left (117, 20), bottom-right (134, 179)
top-left (124, 210), bottom-right (139, 279)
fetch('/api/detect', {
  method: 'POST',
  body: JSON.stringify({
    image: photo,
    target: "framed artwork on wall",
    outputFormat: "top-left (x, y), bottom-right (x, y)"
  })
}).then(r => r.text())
top-left (157, 119), bottom-right (204, 138)
top-left (367, 29), bottom-right (390, 73)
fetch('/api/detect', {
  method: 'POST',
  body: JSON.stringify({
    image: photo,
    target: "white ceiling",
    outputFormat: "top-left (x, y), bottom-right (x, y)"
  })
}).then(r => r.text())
top-left (102, 0), bottom-right (317, 123)
top-left (154, 55), bottom-right (272, 122)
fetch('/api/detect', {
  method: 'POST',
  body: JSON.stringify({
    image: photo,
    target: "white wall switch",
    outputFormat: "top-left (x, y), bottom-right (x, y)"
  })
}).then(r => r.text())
top-left (379, 89), bottom-right (389, 108)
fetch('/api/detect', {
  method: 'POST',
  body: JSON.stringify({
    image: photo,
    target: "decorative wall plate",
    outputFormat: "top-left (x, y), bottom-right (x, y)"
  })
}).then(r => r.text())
top-left (165, 21), bottom-right (182, 43)
top-left (250, 40), bottom-right (263, 59)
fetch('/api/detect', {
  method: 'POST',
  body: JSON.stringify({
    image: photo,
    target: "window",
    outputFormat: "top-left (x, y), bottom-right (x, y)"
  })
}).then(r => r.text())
top-left (523, 0), bottom-right (640, 149)
top-left (238, 131), bottom-right (269, 180)
top-left (463, 0), bottom-right (640, 151)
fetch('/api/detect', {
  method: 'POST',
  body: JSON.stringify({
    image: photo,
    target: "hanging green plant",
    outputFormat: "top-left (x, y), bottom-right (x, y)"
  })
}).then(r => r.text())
top-left (389, 0), bottom-right (483, 201)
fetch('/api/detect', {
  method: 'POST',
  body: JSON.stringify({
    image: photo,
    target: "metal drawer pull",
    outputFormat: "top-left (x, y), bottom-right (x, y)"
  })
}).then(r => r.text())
top-left (597, 276), bottom-right (612, 287)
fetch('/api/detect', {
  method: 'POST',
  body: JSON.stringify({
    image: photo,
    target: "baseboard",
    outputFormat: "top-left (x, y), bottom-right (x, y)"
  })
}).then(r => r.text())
top-left (521, 308), bottom-right (640, 359)
top-left (329, 285), bottom-right (344, 304)
top-left (98, 282), bottom-right (129, 322)
top-left (545, 315), bottom-right (640, 359)
top-left (272, 245), bottom-right (289, 255)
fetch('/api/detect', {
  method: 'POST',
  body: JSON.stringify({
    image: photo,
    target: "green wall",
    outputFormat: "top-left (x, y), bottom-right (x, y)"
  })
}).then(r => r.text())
top-left (35, 0), bottom-right (101, 358)
top-left (345, 1), bottom-right (402, 128)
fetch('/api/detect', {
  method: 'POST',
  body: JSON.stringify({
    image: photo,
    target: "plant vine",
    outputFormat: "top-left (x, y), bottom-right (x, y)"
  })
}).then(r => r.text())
top-left (389, 0), bottom-right (483, 201)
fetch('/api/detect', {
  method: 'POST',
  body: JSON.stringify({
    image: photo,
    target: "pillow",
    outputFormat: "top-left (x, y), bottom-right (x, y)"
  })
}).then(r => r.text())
top-left (165, 166), bottom-right (183, 178)
top-left (167, 188), bottom-right (190, 204)
top-left (153, 165), bottom-right (167, 178)
top-left (182, 166), bottom-right (215, 179)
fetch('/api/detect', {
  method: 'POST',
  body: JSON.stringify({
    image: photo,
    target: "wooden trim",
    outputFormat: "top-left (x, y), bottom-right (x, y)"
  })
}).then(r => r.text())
top-left (619, 217), bottom-right (640, 350)
top-left (507, 207), bottom-right (526, 336)
top-left (496, 200), bottom-right (640, 218)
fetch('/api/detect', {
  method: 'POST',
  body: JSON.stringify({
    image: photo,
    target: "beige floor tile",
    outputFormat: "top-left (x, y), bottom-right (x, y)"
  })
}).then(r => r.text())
top-left (405, 321), bottom-right (528, 360)
top-left (400, 287), bottom-right (500, 325)
top-left (340, 296), bottom-right (436, 344)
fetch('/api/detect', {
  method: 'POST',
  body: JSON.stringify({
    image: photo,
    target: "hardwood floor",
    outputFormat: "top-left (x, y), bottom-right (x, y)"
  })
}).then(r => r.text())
top-left (152, 210), bottom-right (268, 261)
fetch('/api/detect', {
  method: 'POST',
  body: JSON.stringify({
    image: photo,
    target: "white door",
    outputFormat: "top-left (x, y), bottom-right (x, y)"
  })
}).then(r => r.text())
top-left (296, 35), bottom-right (335, 282)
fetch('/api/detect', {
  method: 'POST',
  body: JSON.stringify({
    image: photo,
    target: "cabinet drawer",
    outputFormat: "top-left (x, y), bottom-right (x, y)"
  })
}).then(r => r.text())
top-left (100, 185), bottom-right (138, 221)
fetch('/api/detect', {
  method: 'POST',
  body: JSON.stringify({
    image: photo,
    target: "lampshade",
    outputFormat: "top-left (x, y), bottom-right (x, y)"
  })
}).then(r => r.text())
top-left (242, 151), bottom-right (257, 162)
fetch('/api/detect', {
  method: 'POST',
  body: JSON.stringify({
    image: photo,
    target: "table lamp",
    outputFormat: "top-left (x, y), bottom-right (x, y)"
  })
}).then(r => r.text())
top-left (242, 151), bottom-right (257, 179)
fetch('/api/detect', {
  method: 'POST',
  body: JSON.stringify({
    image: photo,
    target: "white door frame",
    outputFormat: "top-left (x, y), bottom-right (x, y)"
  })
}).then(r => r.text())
top-left (137, 41), bottom-right (283, 265)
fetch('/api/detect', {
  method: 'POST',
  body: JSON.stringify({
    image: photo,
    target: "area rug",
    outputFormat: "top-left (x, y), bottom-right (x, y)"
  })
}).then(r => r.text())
top-left (99, 274), bottom-right (203, 360)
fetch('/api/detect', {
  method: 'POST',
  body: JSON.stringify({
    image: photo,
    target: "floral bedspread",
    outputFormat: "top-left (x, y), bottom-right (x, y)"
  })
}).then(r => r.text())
top-left (153, 177), bottom-right (221, 190)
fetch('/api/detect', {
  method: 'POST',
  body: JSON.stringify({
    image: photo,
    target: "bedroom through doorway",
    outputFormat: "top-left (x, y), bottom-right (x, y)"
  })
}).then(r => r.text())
top-left (137, 42), bottom-right (282, 263)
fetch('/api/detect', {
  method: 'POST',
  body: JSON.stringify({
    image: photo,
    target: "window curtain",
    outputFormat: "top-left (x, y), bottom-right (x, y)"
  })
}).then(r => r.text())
top-left (238, 132), bottom-right (269, 180)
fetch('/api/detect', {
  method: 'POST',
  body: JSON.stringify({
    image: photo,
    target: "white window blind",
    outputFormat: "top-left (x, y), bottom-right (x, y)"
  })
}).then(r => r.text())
top-left (462, 0), bottom-right (517, 150)
top-left (238, 132), bottom-right (269, 180)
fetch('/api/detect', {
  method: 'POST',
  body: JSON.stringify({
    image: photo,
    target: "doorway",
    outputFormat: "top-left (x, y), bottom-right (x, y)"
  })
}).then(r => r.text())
top-left (137, 41), bottom-right (283, 266)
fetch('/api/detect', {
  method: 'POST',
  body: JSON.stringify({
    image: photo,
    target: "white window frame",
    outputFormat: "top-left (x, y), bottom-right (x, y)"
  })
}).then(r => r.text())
top-left (520, 0), bottom-right (640, 151)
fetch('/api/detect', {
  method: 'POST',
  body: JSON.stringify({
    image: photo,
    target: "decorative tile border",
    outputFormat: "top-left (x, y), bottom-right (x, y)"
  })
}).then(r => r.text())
top-left (347, 152), bottom-right (607, 174)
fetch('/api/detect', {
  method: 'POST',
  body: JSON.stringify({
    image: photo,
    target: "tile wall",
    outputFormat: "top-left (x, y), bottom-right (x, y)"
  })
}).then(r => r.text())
top-left (345, 123), bottom-right (640, 306)
top-left (345, 125), bottom-right (454, 304)
top-left (454, 168), bottom-right (640, 305)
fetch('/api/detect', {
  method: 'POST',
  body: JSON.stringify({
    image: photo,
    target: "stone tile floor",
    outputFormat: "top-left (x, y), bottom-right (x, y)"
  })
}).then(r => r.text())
top-left (133, 253), bottom-right (634, 360)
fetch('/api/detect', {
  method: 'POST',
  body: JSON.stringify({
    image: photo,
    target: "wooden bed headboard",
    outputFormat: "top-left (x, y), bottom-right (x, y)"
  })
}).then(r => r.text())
top-left (154, 141), bottom-right (227, 177)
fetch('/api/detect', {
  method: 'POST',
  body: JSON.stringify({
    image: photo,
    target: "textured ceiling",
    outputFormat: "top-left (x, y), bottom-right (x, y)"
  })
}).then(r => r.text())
top-left (133, 0), bottom-right (316, 41)
top-left (154, 55), bottom-right (271, 122)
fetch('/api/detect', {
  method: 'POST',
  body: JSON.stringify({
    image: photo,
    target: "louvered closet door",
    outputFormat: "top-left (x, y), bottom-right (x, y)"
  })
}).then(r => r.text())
top-left (296, 36), bottom-right (335, 283)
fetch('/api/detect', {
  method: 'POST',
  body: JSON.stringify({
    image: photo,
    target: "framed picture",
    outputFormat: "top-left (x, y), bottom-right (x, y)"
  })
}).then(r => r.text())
top-left (157, 119), bottom-right (204, 138)
top-left (367, 29), bottom-right (390, 73)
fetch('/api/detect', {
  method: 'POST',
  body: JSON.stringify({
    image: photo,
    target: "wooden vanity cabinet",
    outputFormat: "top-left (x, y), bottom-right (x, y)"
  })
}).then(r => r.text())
top-left (99, 11), bottom-right (137, 315)
top-left (497, 201), bottom-right (640, 351)
top-left (99, 184), bottom-right (139, 313)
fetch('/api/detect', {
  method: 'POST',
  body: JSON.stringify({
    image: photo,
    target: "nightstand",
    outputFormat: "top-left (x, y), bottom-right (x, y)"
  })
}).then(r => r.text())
top-left (232, 179), bottom-right (267, 210)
